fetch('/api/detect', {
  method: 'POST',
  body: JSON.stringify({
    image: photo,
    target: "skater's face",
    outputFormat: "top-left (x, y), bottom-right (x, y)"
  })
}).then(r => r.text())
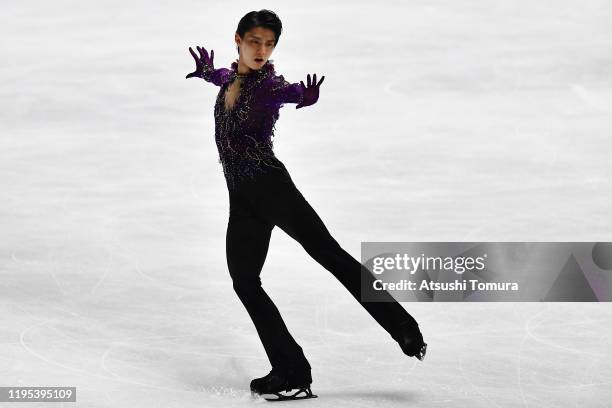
top-left (235, 27), bottom-right (276, 70)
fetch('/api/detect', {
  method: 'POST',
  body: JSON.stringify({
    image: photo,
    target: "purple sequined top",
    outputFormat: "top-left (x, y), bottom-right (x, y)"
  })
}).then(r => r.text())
top-left (202, 60), bottom-right (318, 190)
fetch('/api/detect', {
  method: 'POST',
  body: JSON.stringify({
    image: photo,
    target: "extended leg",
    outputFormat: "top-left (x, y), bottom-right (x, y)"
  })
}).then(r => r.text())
top-left (255, 182), bottom-right (418, 341)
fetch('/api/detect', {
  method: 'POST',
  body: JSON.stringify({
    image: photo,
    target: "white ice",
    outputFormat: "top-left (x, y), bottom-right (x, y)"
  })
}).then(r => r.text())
top-left (2, 0), bottom-right (612, 407)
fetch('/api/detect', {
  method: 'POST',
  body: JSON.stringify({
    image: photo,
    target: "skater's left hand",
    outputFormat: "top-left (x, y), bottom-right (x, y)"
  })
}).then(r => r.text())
top-left (296, 73), bottom-right (325, 109)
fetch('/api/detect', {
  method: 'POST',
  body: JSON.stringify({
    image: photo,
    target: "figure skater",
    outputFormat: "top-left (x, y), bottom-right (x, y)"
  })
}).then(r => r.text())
top-left (186, 9), bottom-right (427, 401)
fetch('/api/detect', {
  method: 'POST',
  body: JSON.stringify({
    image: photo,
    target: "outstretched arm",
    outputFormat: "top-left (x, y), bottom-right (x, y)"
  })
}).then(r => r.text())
top-left (272, 73), bottom-right (325, 109)
top-left (185, 46), bottom-right (232, 87)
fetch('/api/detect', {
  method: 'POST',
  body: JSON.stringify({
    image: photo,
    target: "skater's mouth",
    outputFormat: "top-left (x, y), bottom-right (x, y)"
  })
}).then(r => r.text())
top-left (255, 57), bottom-right (264, 63)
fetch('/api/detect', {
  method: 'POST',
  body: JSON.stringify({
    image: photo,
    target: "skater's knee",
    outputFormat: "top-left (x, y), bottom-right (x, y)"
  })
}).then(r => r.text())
top-left (300, 230), bottom-right (340, 252)
top-left (302, 234), bottom-right (342, 261)
top-left (232, 278), bottom-right (262, 301)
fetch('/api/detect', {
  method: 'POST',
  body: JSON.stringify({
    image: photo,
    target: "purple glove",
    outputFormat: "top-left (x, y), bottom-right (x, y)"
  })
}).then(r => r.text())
top-left (296, 73), bottom-right (325, 109)
top-left (186, 46), bottom-right (215, 79)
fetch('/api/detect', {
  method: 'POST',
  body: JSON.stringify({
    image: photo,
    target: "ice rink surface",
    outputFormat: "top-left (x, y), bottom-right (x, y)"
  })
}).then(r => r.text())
top-left (2, 0), bottom-right (612, 406)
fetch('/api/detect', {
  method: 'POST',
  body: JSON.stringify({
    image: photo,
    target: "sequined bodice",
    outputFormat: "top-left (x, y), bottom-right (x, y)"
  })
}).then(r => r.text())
top-left (202, 60), bottom-right (314, 190)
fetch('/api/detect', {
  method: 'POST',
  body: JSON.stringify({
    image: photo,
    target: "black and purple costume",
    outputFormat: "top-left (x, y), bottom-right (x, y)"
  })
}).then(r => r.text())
top-left (200, 59), bottom-right (422, 373)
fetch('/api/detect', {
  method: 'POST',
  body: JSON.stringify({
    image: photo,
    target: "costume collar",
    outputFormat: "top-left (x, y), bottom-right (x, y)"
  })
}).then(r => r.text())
top-left (230, 60), bottom-right (276, 79)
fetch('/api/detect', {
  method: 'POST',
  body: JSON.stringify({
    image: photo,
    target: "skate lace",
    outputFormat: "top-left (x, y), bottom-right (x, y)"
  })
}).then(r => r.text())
top-left (267, 367), bottom-right (285, 378)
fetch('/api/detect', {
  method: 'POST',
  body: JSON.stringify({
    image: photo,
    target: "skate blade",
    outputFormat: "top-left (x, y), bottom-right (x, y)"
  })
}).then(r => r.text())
top-left (417, 343), bottom-right (428, 361)
top-left (262, 387), bottom-right (318, 401)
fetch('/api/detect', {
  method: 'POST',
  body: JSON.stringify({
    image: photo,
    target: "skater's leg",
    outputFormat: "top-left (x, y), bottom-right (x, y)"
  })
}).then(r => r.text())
top-left (226, 194), bottom-right (310, 369)
top-left (253, 180), bottom-right (417, 341)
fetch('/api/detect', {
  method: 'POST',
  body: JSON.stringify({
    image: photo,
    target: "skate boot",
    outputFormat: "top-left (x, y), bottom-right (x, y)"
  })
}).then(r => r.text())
top-left (394, 319), bottom-right (427, 361)
top-left (250, 366), bottom-right (317, 401)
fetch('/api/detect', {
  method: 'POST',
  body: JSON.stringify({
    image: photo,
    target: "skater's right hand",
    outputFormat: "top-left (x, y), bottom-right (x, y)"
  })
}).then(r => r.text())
top-left (186, 46), bottom-right (215, 79)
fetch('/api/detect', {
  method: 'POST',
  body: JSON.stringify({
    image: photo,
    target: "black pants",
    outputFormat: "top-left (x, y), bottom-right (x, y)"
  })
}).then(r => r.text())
top-left (225, 158), bottom-right (417, 370)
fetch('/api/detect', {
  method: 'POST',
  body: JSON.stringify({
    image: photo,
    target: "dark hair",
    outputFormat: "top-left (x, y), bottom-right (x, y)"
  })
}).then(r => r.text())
top-left (236, 10), bottom-right (283, 53)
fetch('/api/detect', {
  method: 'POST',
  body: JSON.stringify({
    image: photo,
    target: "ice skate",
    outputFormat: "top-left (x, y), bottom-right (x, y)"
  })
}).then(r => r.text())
top-left (394, 320), bottom-right (428, 361)
top-left (250, 366), bottom-right (317, 401)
